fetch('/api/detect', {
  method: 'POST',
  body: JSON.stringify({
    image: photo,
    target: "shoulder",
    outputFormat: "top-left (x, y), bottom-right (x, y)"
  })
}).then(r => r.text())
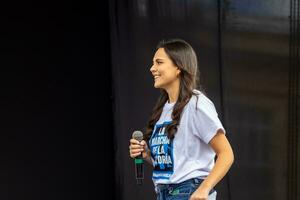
top-left (188, 90), bottom-right (217, 114)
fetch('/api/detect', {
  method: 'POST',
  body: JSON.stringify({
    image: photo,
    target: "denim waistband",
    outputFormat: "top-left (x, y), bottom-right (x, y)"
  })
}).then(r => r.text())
top-left (156, 177), bottom-right (204, 192)
top-left (155, 177), bottom-right (215, 195)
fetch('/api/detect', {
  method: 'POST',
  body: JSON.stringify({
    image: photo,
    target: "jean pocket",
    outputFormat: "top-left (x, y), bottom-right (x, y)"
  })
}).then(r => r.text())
top-left (169, 184), bottom-right (192, 196)
top-left (191, 179), bottom-right (215, 195)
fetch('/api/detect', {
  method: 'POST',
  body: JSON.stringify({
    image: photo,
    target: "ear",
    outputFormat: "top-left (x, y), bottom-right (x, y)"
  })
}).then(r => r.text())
top-left (176, 68), bottom-right (181, 76)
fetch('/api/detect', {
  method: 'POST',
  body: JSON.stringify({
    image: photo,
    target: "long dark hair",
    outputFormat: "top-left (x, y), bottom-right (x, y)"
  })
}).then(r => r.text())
top-left (145, 38), bottom-right (200, 141)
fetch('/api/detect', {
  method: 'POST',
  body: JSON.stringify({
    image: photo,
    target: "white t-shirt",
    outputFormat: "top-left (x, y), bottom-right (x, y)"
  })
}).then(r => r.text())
top-left (149, 90), bottom-right (225, 187)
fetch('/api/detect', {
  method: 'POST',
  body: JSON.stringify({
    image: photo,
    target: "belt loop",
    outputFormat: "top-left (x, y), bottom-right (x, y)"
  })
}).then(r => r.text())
top-left (194, 178), bottom-right (199, 184)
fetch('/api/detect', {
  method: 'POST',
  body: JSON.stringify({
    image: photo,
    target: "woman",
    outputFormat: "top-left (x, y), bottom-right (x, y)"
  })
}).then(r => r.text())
top-left (129, 38), bottom-right (234, 200)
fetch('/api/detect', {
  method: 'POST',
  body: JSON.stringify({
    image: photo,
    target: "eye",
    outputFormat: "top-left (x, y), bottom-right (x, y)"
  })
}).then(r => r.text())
top-left (156, 61), bottom-right (162, 64)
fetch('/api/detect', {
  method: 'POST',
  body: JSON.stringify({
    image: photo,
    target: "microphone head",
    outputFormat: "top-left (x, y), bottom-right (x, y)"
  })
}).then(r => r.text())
top-left (132, 130), bottom-right (143, 142)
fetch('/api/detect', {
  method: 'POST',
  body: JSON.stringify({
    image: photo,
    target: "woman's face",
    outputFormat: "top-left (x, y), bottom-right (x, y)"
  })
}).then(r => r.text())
top-left (150, 48), bottom-right (181, 90)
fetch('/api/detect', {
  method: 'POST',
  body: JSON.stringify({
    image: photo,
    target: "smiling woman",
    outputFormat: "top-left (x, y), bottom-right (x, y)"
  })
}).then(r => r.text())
top-left (150, 48), bottom-right (181, 100)
top-left (129, 38), bottom-right (234, 200)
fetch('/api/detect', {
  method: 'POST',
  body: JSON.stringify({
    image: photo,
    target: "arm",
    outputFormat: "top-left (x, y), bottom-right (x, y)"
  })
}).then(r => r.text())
top-left (190, 129), bottom-right (234, 200)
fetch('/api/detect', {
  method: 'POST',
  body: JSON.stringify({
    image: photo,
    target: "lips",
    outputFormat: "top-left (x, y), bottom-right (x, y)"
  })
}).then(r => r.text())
top-left (153, 74), bottom-right (160, 80)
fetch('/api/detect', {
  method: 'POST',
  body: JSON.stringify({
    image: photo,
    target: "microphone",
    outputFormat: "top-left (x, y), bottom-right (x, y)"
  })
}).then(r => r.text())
top-left (132, 130), bottom-right (144, 185)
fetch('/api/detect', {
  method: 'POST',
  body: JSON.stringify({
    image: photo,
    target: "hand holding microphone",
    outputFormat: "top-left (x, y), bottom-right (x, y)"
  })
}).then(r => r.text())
top-left (129, 130), bottom-right (149, 185)
top-left (129, 132), bottom-right (149, 159)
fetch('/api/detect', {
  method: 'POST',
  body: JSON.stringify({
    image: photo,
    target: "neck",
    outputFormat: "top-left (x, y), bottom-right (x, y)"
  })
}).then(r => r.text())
top-left (165, 80), bottom-right (180, 103)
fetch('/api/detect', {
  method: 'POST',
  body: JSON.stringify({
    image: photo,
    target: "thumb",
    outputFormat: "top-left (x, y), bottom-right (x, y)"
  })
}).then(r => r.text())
top-left (140, 140), bottom-right (147, 146)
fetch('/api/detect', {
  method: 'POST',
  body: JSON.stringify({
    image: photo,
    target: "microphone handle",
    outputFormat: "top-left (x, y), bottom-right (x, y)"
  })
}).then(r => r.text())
top-left (135, 154), bottom-right (144, 185)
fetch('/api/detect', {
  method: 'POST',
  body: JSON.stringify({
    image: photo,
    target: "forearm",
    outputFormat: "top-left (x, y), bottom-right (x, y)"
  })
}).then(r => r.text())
top-left (200, 150), bottom-right (234, 190)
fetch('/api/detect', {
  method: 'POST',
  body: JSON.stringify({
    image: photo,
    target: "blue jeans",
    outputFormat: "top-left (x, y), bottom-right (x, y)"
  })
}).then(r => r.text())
top-left (156, 178), bottom-right (217, 200)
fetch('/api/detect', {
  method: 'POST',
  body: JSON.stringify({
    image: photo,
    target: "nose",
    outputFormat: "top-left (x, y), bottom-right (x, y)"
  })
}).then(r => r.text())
top-left (150, 65), bottom-right (156, 73)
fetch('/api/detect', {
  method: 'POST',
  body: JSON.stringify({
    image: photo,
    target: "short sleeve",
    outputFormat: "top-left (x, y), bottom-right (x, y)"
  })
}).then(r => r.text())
top-left (192, 94), bottom-right (226, 144)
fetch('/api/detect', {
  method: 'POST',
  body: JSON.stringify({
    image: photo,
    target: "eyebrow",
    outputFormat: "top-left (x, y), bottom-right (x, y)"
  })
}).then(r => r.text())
top-left (153, 58), bottom-right (164, 62)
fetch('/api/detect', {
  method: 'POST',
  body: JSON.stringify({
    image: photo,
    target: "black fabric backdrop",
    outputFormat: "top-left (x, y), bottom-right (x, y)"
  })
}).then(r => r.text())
top-left (0, 1), bottom-right (114, 200)
top-left (1, 0), bottom-right (299, 200)
top-left (109, 0), bottom-right (298, 200)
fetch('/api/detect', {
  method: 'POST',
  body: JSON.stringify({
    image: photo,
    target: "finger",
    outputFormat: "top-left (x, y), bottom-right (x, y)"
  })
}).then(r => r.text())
top-left (129, 147), bottom-right (142, 157)
top-left (130, 139), bottom-right (140, 144)
top-left (130, 148), bottom-right (143, 154)
top-left (130, 144), bottom-right (143, 150)
top-left (130, 144), bottom-right (142, 148)
top-left (130, 152), bottom-right (141, 158)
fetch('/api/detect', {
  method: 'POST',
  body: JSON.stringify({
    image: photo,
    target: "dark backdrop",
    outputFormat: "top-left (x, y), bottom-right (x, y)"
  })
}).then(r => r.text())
top-left (1, 1), bottom-right (114, 200)
top-left (110, 0), bottom-right (299, 200)
top-left (1, 0), bottom-right (299, 200)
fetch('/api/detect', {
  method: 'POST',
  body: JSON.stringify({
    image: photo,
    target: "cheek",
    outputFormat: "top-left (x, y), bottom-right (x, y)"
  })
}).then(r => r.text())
top-left (159, 74), bottom-right (178, 86)
top-left (166, 71), bottom-right (178, 80)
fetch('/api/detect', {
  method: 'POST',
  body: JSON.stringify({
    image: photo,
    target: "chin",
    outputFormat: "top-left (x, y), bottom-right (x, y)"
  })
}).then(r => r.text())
top-left (154, 84), bottom-right (160, 89)
top-left (154, 80), bottom-right (167, 89)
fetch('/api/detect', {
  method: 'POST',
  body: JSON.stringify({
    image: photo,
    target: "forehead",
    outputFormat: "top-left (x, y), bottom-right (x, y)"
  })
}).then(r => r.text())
top-left (153, 48), bottom-right (169, 59)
